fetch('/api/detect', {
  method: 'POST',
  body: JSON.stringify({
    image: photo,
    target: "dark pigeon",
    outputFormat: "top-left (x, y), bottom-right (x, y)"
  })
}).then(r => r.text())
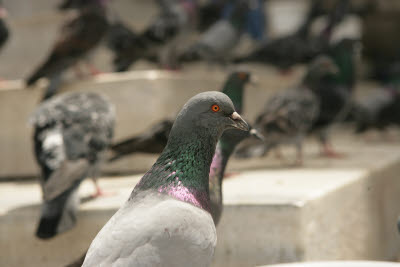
top-left (30, 92), bottom-right (115, 239)
top-left (26, 0), bottom-right (108, 100)
top-left (106, 21), bottom-right (148, 72)
top-left (208, 71), bottom-right (262, 224)
top-left (105, 0), bottom-right (197, 70)
top-left (309, 39), bottom-right (358, 156)
top-left (141, 0), bottom-right (198, 68)
top-left (82, 91), bottom-right (248, 266)
top-left (234, 0), bottom-right (350, 70)
top-left (0, 3), bottom-right (9, 51)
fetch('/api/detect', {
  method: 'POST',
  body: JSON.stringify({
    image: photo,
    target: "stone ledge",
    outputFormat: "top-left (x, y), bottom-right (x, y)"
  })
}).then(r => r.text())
top-left (1, 137), bottom-right (400, 267)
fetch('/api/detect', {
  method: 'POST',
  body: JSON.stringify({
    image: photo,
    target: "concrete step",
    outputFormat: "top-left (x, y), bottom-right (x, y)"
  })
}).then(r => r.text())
top-left (0, 67), bottom-right (305, 178)
top-left (1, 131), bottom-right (400, 267)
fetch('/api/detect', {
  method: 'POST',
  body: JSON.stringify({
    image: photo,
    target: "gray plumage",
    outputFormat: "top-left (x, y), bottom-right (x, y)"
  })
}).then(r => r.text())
top-left (253, 86), bottom-right (319, 164)
top-left (31, 92), bottom-right (115, 239)
top-left (237, 56), bottom-right (340, 164)
top-left (179, 0), bottom-right (248, 63)
top-left (82, 91), bottom-right (248, 267)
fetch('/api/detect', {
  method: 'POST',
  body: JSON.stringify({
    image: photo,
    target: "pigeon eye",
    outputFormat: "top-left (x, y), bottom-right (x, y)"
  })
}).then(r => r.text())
top-left (211, 104), bottom-right (220, 112)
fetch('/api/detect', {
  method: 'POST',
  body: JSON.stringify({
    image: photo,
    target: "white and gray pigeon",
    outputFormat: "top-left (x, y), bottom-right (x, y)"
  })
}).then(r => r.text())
top-left (82, 91), bottom-right (249, 267)
top-left (31, 92), bottom-right (115, 239)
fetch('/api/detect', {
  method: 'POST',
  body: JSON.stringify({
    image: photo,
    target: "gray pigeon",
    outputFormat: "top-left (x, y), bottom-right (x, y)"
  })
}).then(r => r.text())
top-left (179, 0), bottom-right (249, 64)
top-left (237, 56), bottom-right (339, 165)
top-left (82, 91), bottom-right (248, 267)
top-left (31, 92), bottom-right (115, 239)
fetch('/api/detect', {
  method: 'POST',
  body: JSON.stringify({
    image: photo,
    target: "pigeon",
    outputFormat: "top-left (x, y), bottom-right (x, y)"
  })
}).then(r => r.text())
top-left (31, 92), bottom-right (115, 239)
top-left (0, 3), bottom-right (9, 51)
top-left (179, 0), bottom-right (249, 64)
top-left (141, 0), bottom-right (199, 68)
top-left (106, 21), bottom-right (148, 72)
top-left (82, 91), bottom-right (248, 267)
top-left (234, 0), bottom-right (350, 70)
top-left (66, 71), bottom-right (256, 267)
top-left (309, 38), bottom-right (358, 156)
top-left (26, 0), bottom-right (109, 100)
top-left (236, 56), bottom-right (340, 165)
top-left (142, 0), bottom-right (194, 45)
top-left (353, 87), bottom-right (400, 134)
top-left (105, 0), bottom-right (197, 70)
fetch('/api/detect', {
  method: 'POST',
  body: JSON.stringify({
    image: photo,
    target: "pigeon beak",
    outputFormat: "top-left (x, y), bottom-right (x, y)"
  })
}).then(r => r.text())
top-left (229, 112), bottom-right (249, 131)
top-left (249, 128), bottom-right (264, 141)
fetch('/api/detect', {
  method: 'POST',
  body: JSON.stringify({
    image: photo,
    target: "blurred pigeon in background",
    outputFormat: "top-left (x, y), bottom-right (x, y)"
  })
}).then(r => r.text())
top-left (106, 21), bottom-right (147, 72)
top-left (208, 71), bottom-right (262, 224)
top-left (179, 0), bottom-right (249, 64)
top-left (235, 57), bottom-right (338, 165)
top-left (0, 1), bottom-right (9, 52)
top-left (309, 38), bottom-right (358, 157)
top-left (31, 92), bottom-right (115, 239)
top-left (81, 91), bottom-right (248, 266)
top-left (26, 0), bottom-right (109, 100)
top-left (234, 0), bottom-right (350, 70)
top-left (141, 0), bottom-right (198, 68)
top-left (106, 0), bottom-right (198, 70)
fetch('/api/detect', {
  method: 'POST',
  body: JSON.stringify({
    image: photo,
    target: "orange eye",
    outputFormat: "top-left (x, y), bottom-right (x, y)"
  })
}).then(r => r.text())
top-left (211, 104), bottom-right (220, 112)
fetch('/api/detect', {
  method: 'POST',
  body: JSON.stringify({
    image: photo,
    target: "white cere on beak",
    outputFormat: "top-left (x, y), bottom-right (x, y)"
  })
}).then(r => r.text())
top-left (230, 112), bottom-right (242, 121)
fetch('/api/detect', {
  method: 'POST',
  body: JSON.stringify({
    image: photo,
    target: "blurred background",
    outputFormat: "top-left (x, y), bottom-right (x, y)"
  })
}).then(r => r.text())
top-left (1, 0), bottom-right (400, 266)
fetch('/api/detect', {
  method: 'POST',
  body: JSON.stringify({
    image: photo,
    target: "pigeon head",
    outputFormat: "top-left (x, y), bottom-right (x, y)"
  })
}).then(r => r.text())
top-left (168, 91), bottom-right (248, 146)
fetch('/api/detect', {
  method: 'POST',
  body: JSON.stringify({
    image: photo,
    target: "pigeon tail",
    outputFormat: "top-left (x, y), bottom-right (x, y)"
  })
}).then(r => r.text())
top-left (108, 120), bottom-right (172, 162)
top-left (26, 71), bottom-right (43, 87)
top-left (36, 187), bottom-right (79, 239)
